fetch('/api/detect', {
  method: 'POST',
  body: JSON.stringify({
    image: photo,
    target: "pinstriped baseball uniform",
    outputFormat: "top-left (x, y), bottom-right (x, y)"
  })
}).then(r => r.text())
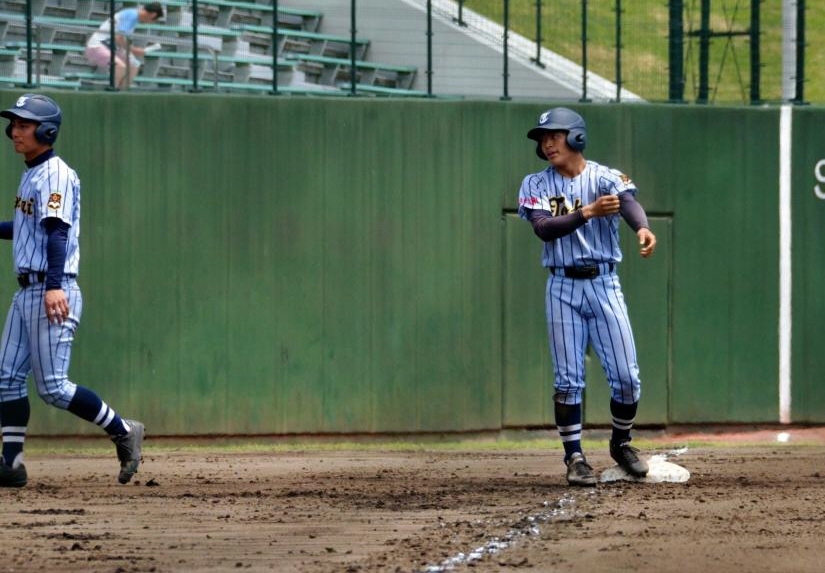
top-left (0, 154), bottom-right (82, 408)
top-left (13, 155), bottom-right (80, 275)
top-left (0, 94), bottom-right (142, 488)
top-left (518, 162), bottom-right (641, 406)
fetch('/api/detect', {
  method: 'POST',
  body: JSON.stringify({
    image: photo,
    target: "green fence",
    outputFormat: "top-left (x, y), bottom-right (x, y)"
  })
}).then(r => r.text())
top-left (790, 107), bottom-right (825, 422)
top-left (0, 90), bottom-right (820, 435)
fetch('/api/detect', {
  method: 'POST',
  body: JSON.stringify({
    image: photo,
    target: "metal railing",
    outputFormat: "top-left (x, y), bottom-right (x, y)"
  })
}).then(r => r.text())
top-left (0, 0), bottom-right (814, 104)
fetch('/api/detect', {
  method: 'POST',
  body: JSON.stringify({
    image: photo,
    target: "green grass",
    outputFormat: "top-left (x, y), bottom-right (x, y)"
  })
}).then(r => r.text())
top-left (464, 0), bottom-right (825, 105)
top-left (23, 434), bottom-right (565, 455)
top-left (21, 433), bottom-right (817, 457)
top-left (20, 434), bottom-right (680, 456)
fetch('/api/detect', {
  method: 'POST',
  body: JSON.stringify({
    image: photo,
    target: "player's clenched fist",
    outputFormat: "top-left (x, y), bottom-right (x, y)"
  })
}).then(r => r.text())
top-left (582, 194), bottom-right (620, 219)
top-left (638, 228), bottom-right (656, 258)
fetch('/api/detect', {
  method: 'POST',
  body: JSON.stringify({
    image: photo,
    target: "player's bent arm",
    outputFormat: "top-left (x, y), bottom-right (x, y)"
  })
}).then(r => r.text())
top-left (618, 192), bottom-right (649, 232)
top-left (617, 193), bottom-right (656, 257)
top-left (0, 221), bottom-right (12, 240)
top-left (525, 208), bottom-right (587, 241)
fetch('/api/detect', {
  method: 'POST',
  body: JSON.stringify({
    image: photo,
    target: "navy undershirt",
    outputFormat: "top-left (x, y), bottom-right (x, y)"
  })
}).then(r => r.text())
top-left (44, 218), bottom-right (69, 290)
top-left (525, 191), bottom-right (650, 242)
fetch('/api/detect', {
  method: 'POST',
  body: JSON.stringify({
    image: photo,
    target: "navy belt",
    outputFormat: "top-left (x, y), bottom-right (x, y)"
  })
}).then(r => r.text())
top-left (550, 263), bottom-right (615, 279)
top-left (17, 271), bottom-right (46, 288)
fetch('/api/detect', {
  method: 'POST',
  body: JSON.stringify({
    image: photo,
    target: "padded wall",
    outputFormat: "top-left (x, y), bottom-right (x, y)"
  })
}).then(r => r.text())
top-left (0, 91), bottom-right (814, 434)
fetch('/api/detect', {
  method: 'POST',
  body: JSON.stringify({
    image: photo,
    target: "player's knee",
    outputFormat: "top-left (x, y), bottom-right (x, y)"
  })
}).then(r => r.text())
top-left (39, 390), bottom-right (68, 408)
top-left (37, 378), bottom-right (75, 409)
top-left (610, 384), bottom-right (641, 404)
top-left (553, 388), bottom-right (583, 405)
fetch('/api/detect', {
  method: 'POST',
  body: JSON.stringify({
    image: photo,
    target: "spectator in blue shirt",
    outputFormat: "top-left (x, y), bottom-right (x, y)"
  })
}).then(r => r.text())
top-left (85, 2), bottom-right (164, 89)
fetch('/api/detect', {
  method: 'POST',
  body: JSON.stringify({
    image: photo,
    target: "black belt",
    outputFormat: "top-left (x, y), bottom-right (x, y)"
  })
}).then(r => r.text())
top-left (550, 263), bottom-right (615, 279)
top-left (17, 272), bottom-right (46, 288)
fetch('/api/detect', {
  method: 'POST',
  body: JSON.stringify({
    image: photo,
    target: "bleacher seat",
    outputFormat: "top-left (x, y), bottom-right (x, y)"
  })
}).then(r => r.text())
top-left (0, 74), bottom-right (80, 89)
top-left (348, 84), bottom-right (429, 97)
top-left (3, 41), bottom-right (86, 76)
top-left (0, 0), bottom-right (47, 17)
top-left (141, 49), bottom-right (302, 86)
top-left (0, 47), bottom-right (20, 77)
top-left (232, 24), bottom-right (370, 60)
top-left (284, 54), bottom-right (417, 90)
top-left (0, 0), bottom-right (422, 97)
top-left (194, 1), bottom-right (322, 32)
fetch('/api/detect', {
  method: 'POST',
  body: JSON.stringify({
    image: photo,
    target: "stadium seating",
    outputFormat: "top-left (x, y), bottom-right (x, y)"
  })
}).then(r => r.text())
top-left (232, 24), bottom-right (370, 60)
top-left (0, 0), bottom-right (420, 97)
top-left (285, 54), bottom-right (417, 90)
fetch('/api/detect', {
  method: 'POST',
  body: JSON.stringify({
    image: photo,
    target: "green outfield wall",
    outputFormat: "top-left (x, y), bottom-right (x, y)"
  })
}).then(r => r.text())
top-left (0, 90), bottom-right (819, 435)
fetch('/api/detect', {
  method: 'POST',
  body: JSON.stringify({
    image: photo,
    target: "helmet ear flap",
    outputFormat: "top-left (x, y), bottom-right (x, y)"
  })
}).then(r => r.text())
top-left (36, 122), bottom-right (59, 144)
top-left (567, 128), bottom-right (586, 151)
top-left (3, 121), bottom-right (59, 143)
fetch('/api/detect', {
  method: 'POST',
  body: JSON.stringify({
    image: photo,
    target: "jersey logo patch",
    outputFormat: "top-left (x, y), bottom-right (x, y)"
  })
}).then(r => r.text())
top-left (549, 196), bottom-right (581, 216)
top-left (619, 173), bottom-right (633, 185)
top-left (48, 193), bottom-right (62, 210)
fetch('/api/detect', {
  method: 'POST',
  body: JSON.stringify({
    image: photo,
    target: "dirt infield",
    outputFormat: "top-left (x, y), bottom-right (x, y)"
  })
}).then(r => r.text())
top-left (1, 427), bottom-right (825, 573)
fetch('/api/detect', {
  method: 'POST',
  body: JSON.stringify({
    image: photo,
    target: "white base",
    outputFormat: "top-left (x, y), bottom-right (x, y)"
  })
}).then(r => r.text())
top-left (600, 455), bottom-right (690, 483)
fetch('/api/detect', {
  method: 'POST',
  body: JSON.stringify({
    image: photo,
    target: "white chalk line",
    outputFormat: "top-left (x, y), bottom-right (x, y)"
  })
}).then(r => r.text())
top-left (418, 447), bottom-right (689, 572)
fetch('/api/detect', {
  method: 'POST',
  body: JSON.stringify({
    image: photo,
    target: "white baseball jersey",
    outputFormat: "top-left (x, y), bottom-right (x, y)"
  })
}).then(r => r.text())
top-left (517, 160), bottom-right (637, 268)
top-left (13, 154), bottom-right (80, 275)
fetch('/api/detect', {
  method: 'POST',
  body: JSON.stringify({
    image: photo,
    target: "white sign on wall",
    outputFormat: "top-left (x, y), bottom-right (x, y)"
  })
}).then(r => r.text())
top-left (815, 159), bottom-right (825, 199)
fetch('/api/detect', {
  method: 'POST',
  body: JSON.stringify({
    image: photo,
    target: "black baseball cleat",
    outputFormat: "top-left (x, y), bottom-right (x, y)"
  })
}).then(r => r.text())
top-left (565, 452), bottom-right (598, 486)
top-left (111, 419), bottom-right (144, 484)
top-left (0, 459), bottom-right (27, 488)
top-left (610, 441), bottom-right (649, 477)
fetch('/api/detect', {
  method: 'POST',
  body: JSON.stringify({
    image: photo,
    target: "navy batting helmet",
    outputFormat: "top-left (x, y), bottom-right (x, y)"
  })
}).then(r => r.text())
top-left (1, 94), bottom-right (62, 144)
top-left (527, 107), bottom-right (587, 158)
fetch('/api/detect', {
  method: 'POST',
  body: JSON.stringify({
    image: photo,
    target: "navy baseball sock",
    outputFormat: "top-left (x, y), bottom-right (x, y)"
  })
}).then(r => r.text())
top-left (0, 397), bottom-right (30, 468)
top-left (610, 399), bottom-right (638, 445)
top-left (554, 402), bottom-right (584, 462)
top-left (67, 386), bottom-right (130, 436)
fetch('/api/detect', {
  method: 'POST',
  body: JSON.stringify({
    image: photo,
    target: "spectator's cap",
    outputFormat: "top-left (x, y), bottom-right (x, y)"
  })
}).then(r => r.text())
top-left (144, 2), bottom-right (164, 20)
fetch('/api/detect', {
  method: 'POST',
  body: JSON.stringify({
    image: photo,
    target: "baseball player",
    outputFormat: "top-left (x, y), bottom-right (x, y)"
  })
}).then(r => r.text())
top-left (0, 94), bottom-right (144, 488)
top-left (517, 107), bottom-right (656, 486)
